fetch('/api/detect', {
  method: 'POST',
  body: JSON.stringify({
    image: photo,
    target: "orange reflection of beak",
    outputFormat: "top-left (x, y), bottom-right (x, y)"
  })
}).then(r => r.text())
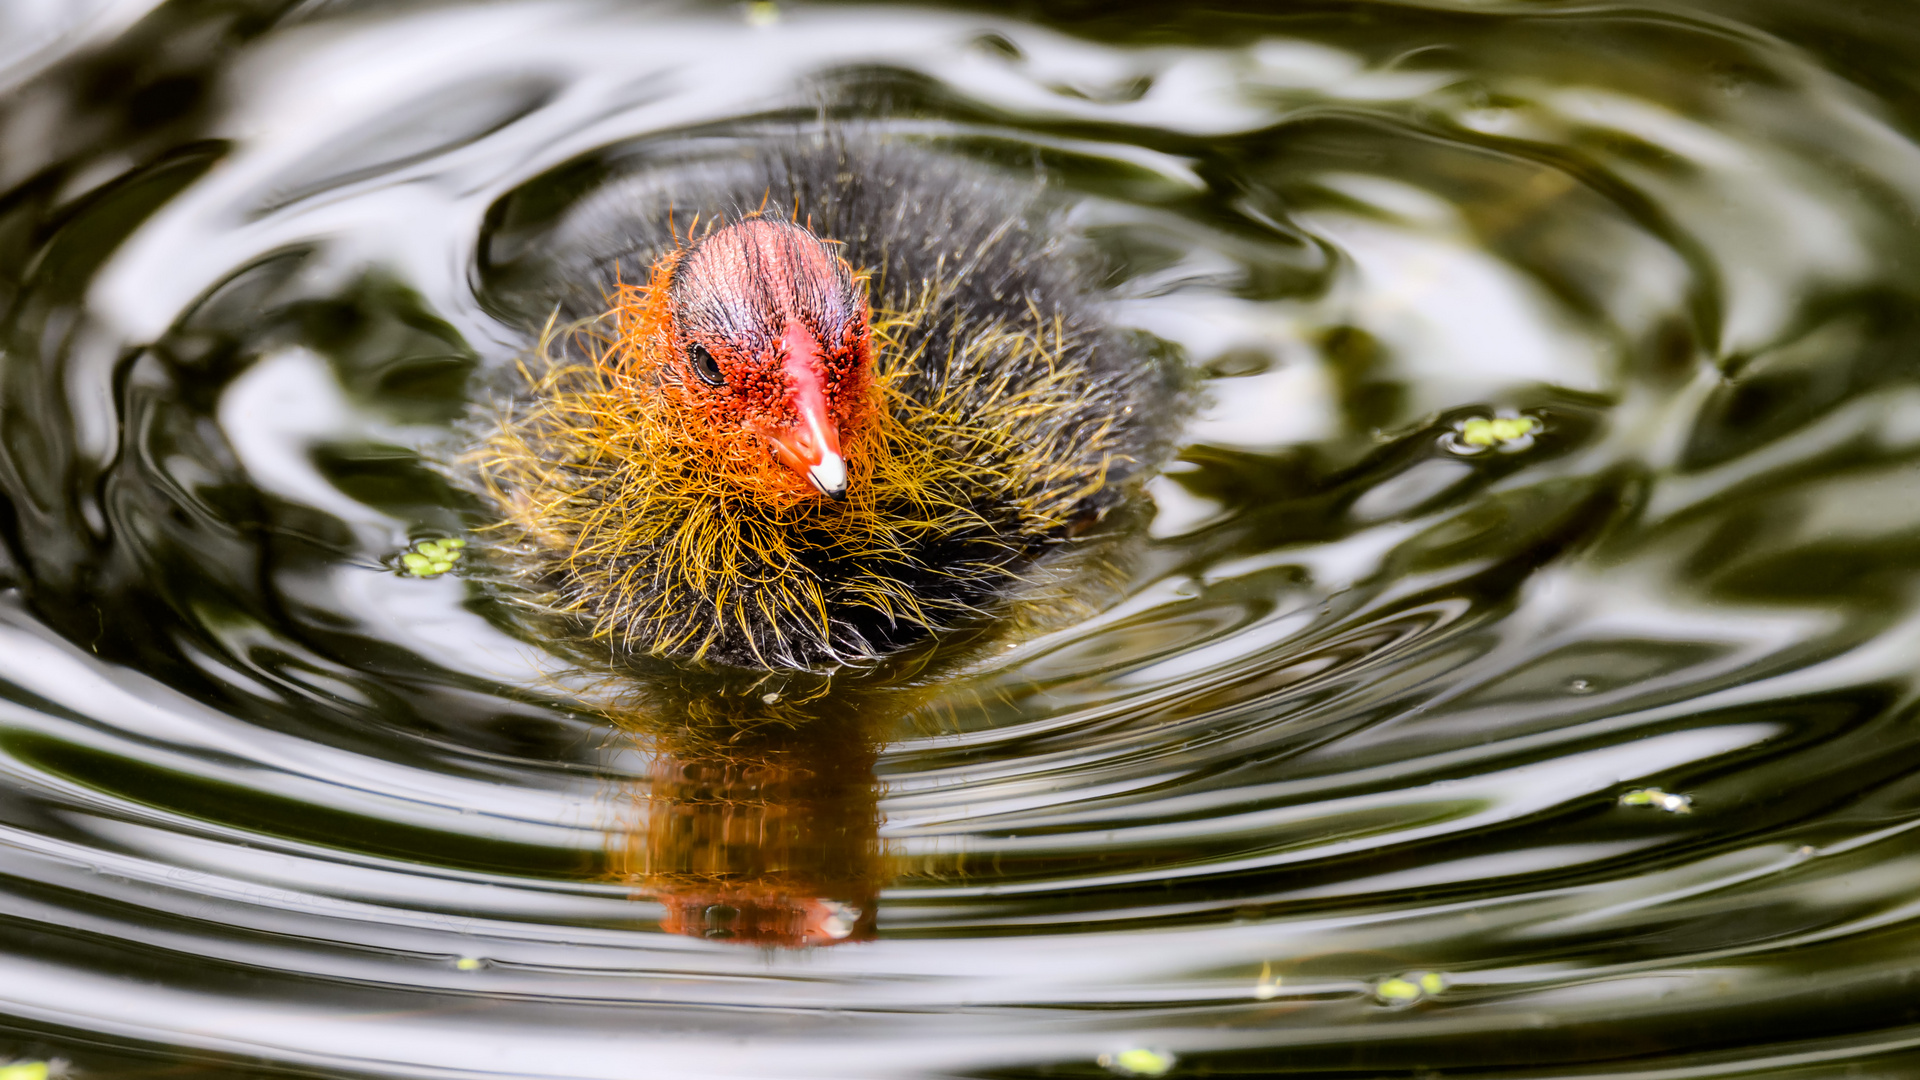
top-left (658, 890), bottom-right (876, 947)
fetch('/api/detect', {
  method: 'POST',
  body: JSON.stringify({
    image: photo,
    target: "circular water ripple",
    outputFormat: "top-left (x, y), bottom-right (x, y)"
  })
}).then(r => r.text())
top-left (4, 1), bottom-right (1920, 1076)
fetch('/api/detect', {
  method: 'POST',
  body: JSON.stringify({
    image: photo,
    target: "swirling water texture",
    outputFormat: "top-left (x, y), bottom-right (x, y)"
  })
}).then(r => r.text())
top-left (3, 0), bottom-right (1920, 1076)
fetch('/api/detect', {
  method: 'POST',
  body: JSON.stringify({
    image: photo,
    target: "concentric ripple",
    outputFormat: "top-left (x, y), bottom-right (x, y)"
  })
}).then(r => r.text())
top-left (4, 0), bottom-right (1920, 1076)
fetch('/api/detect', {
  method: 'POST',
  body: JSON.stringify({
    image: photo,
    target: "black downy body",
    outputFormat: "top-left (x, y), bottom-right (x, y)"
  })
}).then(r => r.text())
top-left (472, 132), bottom-right (1190, 670)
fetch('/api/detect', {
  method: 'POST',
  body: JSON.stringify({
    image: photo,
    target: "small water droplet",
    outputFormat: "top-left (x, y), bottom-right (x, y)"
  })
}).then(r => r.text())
top-left (1253, 960), bottom-right (1281, 999)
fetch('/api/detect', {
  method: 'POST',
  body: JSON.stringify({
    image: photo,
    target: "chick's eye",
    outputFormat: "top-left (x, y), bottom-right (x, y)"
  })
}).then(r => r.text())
top-left (687, 343), bottom-right (725, 387)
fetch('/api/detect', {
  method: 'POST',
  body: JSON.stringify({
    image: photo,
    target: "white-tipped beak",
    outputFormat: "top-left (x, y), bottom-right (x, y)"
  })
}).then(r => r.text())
top-left (807, 451), bottom-right (848, 500)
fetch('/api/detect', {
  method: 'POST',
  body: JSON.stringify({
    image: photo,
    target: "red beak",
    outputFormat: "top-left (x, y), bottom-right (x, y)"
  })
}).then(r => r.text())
top-left (762, 323), bottom-right (847, 499)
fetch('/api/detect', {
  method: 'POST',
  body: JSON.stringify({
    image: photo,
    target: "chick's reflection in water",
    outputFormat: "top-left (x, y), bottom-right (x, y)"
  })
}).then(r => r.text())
top-left (613, 707), bottom-right (884, 947)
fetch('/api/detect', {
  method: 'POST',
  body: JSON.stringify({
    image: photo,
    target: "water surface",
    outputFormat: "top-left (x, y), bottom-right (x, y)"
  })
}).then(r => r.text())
top-left (5, 0), bottom-right (1920, 1076)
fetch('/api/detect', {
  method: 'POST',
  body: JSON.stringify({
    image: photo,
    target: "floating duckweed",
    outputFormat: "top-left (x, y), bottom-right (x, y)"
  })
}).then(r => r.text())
top-left (1451, 413), bottom-right (1539, 454)
top-left (398, 537), bottom-right (467, 578)
top-left (1099, 1047), bottom-right (1175, 1077)
top-left (1374, 970), bottom-right (1448, 1005)
top-left (0, 1063), bottom-right (49, 1080)
top-left (1620, 788), bottom-right (1693, 813)
top-left (1375, 977), bottom-right (1420, 1002)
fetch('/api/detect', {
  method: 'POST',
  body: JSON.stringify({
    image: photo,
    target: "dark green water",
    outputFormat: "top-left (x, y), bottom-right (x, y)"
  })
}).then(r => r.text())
top-left (6, 0), bottom-right (1920, 1076)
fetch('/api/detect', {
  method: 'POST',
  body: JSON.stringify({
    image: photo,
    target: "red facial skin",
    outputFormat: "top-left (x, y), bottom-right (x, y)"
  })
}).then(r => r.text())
top-left (662, 218), bottom-right (874, 499)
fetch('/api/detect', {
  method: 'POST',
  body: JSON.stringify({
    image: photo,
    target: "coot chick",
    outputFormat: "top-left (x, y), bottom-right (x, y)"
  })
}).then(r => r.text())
top-left (469, 135), bottom-right (1186, 670)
